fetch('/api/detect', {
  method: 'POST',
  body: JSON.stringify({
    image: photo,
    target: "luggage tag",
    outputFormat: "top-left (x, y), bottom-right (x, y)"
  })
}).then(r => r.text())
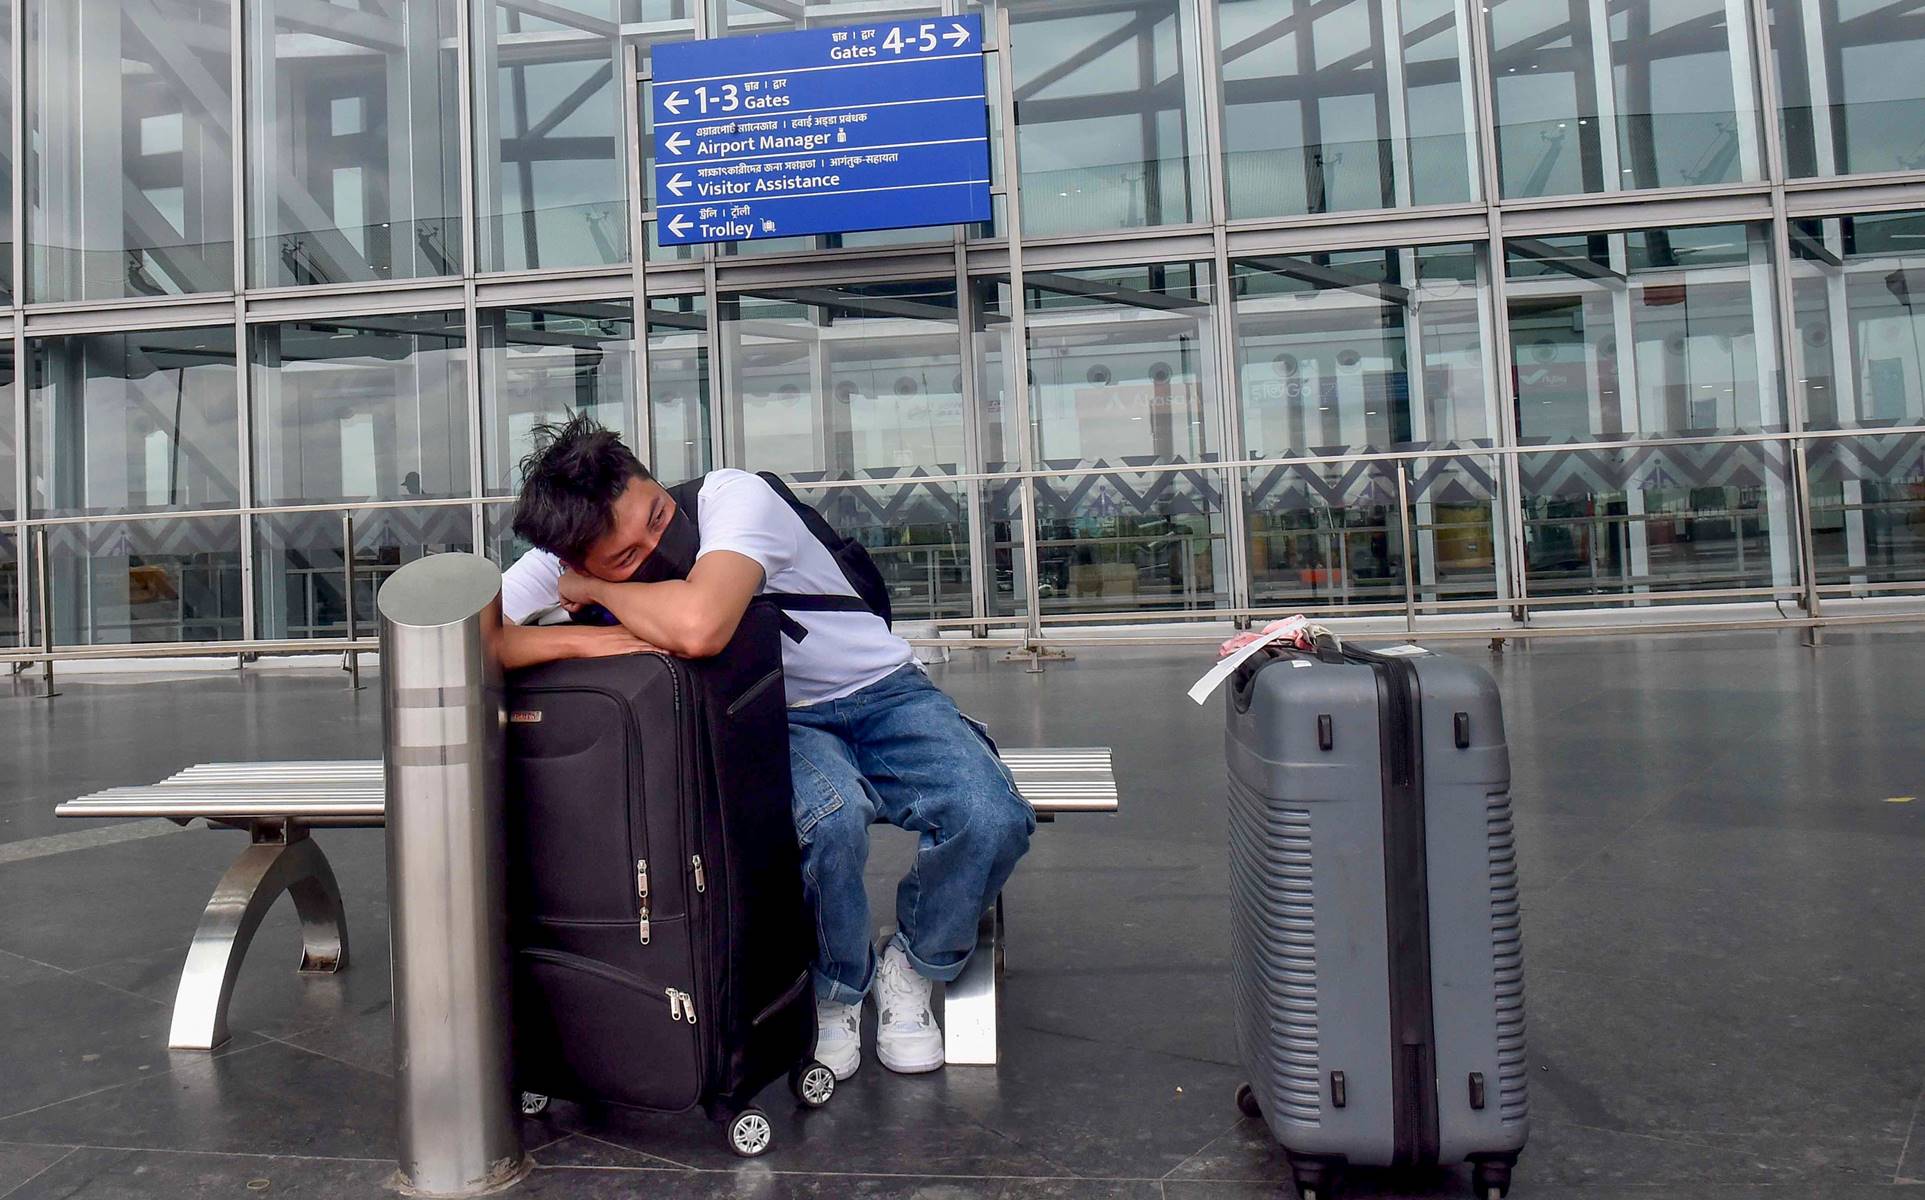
top-left (1188, 616), bottom-right (1313, 706)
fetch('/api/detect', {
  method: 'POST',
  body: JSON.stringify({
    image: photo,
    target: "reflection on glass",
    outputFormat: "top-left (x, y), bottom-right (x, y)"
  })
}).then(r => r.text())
top-left (46, 516), bottom-right (243, 644)
top-left (1505, 223), bottom-right (1784, 444)
top-left (28, 0), bottom-right (234, 302)
top-left (1484, 0), bottom-right (1761, 199)
top-left (256, 504), bottom-right (473, 639)
top-left (1806, 434), bottom-right (1925, 588)
top-left (1517, 441), bottom-right (1795, 599)
top-left (476, 2), bottom-right (697, 272)
top-left (648, 294), bottom-right (710, 485)
top-left (721, 280), bottom-right (965, 481)
top-left (1246, 459), bottom-right (1406, 607)
top-left (1234, 242), bottom-right (1493, 457)
top-left (979, 263), bottom-right (1220, 473)
top-left (1010, 0), bottom-right (1205, 233)
top-left (0, 528), bottom-right (17, 648)
top-left (481, 303), bottom-right (633, 495)
top-left (0, 343), bottom-right (14, 520)
top-left (29, 328), bottom-right (240, 518)
top-left (792, 482), bottom-right (971, 620)
top-left (1772, 0), bottom-right (1925, 178)
top-left (989, 469), bottom-right (1229, 616)
top-left (1788, 209), bottom-right (1925, 430)
top-left (247, 0), bottom-right (461, 287)
top-left (1245, 454), bottom-right (1503, 608)
top-left (1218, 0), bottom-right (1477, 218)
top-left (0, 0), bottom-right (13, 299)
top-left (252, 312), bottom-right (469, 506)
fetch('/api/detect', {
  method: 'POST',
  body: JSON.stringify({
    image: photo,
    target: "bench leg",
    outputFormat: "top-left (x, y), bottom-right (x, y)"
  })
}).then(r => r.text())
top-left (943, 895), bottom-right (1003, 1067)
top-left (168, 826), bottom-right (349, 1050)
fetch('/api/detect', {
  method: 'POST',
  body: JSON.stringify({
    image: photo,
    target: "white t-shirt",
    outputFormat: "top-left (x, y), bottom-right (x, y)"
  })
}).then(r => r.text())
top-left (499, 469), bottom-right (912, 706)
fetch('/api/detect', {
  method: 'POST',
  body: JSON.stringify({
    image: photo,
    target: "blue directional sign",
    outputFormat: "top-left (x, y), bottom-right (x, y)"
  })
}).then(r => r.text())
top-left (648, 16), bottom-right (991, 245)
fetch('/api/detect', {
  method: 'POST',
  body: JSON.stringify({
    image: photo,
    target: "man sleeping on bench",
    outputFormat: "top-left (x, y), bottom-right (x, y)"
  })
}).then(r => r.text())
top-left (496, 415), bottom-right (1034, 1081)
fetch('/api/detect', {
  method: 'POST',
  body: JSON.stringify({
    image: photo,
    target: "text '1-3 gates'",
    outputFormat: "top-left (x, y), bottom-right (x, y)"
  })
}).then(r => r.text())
top-left (648, 16), bottom-right (992, 245)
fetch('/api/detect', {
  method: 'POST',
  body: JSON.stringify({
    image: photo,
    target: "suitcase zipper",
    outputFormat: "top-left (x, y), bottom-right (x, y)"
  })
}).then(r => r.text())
top-left (691, 855), bottom-right (706, 893)
top-left (636, 859), bottom-right (651, 945)
top-left (666, 987), bottom-right (697, 1024)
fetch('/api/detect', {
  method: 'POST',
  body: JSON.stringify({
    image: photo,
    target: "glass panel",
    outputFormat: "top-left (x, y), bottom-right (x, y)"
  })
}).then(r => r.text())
top-left (28, 0), bottom-right (234, 302)
top-left (476, 2), bottom-right (697, 273)
top-left (28, 328), bottom-right (240, 518)
top-left (1409, 454), bottom-right (1503, 603)
top-left (1009, 0), bottom-right (1205, 234)
top-left (721, 280), bottom-right (964, 481)
top-left (1772, 0), bottom-right (1925, 179)
top-left (1788, 209), bottom-right (1925, 431)
top-left (0, 0), bottom-right (13, 299)
top-left (0, 527), bottom-right (17, 647)
top-left (1245, 459), bottom-right (1407, 607)
top-left (978, 262), bottom-right (1220, 473)
top-left (255, 504), bottom-right (473, 639)
top-left (480, 302), bottom-right (634, 495)
top-left (790, 480), bottom-right (972, 620)
top-left (1484, 0), bottom-right (1761, 199)
top-left (251, 311), bottom-right (469, 506)
top-left (648, 293), bottom-right (711, 484)
top-left (0, 343), bottom-right (14, 520)
top-left (45, 516), bottom-right (243, 644)
top-left (988, 467), bottom-right (1229, 617)
top-left (1517, 440), bottom-right (1797, 600)
top-left (1806, 433), bottom-right (1925, 588)
top-left (1505, 223), bottom-right (1785, 444)
top-left (247, 0), bottom-right (462, 287)
top-left (1218, 0), bottom-right (1477, 219)
top-left (1234, 242), bottom-right (1494, 458)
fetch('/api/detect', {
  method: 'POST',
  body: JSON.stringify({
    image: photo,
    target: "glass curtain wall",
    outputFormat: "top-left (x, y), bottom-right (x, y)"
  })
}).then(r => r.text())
top-left (6, 0), bottom-right (1925, 654)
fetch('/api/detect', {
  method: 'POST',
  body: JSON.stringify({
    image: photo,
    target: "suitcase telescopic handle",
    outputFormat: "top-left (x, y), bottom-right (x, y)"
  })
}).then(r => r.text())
top-left (1310, 630), bottom-right (1347, 665)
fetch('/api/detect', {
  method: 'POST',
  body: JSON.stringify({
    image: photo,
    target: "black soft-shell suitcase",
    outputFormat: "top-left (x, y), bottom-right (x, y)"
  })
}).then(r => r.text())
top-left (505, 602), bottom-right (835, 1157)
top-left (1226, 639), bottom-right (1527, 1200)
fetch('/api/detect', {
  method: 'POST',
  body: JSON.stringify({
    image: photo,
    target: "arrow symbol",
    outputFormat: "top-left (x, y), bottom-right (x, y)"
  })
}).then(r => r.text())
top-left (667, 213), bottom-right (692, 237)
top-left (665, 172), bottom-right (691, 197)
top-left (663, 130), bottom-right (689, 155)
top-left (944, 22), bottom-right (969, 47)
top-left (662, 90), bottom-right (688, 115)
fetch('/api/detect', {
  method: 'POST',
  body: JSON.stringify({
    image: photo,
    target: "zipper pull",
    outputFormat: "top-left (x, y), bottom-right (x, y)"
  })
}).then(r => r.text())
top-left (679, 989), bottom-right (697, 1024)
top-left (636, 859), bottom-right (651, 946)
top-left (666, 987), bottom-right (682, 1021)
top-left (691, 855), bottom-right (706, 894)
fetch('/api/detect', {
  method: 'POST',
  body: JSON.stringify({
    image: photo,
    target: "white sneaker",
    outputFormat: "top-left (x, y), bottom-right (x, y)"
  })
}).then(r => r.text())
top-left (873, 941), bottom-right (944, 1074)
top-left (815, 996), bottom-right (861, 1081)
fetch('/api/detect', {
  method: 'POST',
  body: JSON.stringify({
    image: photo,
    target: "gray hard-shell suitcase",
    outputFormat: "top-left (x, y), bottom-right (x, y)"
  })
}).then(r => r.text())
top-left (1225, 638), bottom-right (1527, 1200)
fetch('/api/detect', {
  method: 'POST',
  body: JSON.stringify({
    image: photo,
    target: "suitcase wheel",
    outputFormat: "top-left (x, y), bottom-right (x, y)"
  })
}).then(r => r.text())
top-left (726, 1107), bottom-right (774, 1158)
top-left (518, 1092), bottom-right (550, 1116)
top-left (791, 1061), bottom-right (837, 1109)
top-left (1471, 1158), bottom-right (1513, 1199)
top-left (1234, 1082), bottom-right (1262, 1121)
top-left (1288, 1155), bottom-right (1342, 1200)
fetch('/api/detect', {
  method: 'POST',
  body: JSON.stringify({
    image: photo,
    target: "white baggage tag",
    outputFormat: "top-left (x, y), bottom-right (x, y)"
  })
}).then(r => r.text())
top-left (1187, 618), bottom-right (1309, 706)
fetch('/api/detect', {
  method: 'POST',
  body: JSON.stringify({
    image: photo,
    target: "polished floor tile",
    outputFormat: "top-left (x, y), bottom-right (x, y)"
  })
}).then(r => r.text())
top-left (3, 632), bottom-right (1924, 1198)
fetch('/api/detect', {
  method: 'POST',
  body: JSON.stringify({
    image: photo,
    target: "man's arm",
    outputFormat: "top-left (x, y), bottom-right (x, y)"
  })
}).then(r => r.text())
top-left (497, 622), bottom-right (660, 671)
top-left (560, 550), bottom-right (765, 659)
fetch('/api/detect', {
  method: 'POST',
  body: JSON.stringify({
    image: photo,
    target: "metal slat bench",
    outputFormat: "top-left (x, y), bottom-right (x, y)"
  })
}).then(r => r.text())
top-left (56, 748), bottom-right (1117, 1065)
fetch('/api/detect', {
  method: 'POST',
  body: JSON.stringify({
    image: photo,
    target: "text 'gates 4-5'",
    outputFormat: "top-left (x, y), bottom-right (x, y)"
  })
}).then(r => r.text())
top-left (648, 16), bottom-right (992, 245)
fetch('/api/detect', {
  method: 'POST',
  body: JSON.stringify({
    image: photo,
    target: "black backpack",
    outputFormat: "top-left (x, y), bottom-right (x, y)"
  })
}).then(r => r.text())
top-left (665, 472), bottom-right (893, 639)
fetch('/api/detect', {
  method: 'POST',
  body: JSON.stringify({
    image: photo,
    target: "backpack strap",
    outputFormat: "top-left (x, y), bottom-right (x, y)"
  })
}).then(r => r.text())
top-left (665, 474), bottom-right (811, 643)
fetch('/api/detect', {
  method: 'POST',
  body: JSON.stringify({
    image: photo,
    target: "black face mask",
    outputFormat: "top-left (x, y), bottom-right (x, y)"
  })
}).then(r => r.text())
top-left (626, 501), bottom-right (700, 583)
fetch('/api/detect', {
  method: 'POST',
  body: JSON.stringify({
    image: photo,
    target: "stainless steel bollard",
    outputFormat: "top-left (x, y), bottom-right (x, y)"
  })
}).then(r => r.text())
top-left (377, 553), bottom-right (528, 1197)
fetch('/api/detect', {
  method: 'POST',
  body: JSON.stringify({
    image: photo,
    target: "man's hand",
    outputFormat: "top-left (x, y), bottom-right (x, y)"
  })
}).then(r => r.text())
top-left (558, 568), bottom-right (602, 613)
top-left (577, 627), bottom-right (662, 658)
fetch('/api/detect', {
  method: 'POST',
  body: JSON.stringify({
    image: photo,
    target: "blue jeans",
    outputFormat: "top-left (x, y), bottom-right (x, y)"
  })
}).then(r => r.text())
top-left (787, 665), bottom-right (1035, 1004)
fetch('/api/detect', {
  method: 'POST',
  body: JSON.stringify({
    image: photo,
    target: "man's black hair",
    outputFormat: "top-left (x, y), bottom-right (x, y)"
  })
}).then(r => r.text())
top-left (511, 414), bottom-right (653, 564)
